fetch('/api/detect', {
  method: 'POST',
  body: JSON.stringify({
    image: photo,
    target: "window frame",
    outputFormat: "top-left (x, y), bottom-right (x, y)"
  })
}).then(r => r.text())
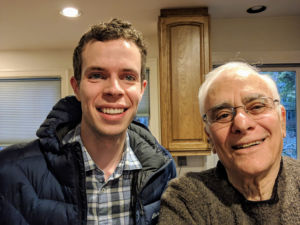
top-left (145, 58), bottom-right (160, 139)
top-left (0, 69), bottom-right (71, 97)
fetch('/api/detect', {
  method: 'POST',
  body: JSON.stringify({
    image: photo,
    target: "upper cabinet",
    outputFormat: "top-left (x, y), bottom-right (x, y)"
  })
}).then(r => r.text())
top-left (158, 8), bottom-right (211, 156)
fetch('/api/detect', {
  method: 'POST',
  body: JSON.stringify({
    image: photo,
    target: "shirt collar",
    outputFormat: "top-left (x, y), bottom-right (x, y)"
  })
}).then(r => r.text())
top-left (62, 124), bottom-right (142, 173)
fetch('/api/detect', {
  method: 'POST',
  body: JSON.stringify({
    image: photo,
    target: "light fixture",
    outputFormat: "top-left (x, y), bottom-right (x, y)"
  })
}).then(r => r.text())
top-left (246, 5), bottom-right (267, 14)
top-left (60, 7), bottom-right (81, 18)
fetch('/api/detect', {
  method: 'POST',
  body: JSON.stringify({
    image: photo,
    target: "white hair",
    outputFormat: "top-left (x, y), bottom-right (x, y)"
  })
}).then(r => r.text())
top-left (198, 61), bottom-right (281, 117)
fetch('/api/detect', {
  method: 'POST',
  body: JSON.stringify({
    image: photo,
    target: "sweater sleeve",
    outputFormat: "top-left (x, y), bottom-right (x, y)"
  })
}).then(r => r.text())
top-left (158, 177), bottom-right (207, 225)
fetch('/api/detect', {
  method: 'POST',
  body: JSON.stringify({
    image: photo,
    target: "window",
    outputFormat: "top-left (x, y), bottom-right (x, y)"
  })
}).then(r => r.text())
top-left (134, 68), bottom-right (150, 127)
top-left (0, 68), bottom-right (70, 150)
top-left (259, 64), bottom-right (300, 159)
top-left (0, 78), bottom-right (61, 149)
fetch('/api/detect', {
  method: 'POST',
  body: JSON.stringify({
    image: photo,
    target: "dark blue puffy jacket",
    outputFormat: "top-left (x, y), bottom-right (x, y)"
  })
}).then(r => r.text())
top-left (0, 96), bottom-right (176, 225)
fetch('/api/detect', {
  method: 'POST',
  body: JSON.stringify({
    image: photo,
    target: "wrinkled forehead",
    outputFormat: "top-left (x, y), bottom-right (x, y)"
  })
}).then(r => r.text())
top-left (205, 69), bottom-right (272, 109)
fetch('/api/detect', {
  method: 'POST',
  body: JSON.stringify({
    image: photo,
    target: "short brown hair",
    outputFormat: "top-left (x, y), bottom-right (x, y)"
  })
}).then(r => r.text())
top-left (73, 18), bottom-right (147, 84)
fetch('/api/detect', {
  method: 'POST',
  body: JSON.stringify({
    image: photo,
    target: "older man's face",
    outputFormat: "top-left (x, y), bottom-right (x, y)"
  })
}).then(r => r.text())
top-left (204, 70), bottom-right (286, 178)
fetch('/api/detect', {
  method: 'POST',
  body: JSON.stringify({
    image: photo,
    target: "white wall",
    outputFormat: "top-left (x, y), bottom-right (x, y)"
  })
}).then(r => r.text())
top-left (0, 50), bottom-right (74, 96)
top-left (146, 16), bottom-right (300, 64)
top-left (0, 50), bottom-right (72, 70)
top-left (211, 16), bottom-right (300, 64)
top-left (1, 16), bottom-right (299, 176)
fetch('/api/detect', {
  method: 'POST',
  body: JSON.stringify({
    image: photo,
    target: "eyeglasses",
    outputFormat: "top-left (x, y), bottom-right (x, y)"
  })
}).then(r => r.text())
top-left (203, 97), bottom-right (279, 125)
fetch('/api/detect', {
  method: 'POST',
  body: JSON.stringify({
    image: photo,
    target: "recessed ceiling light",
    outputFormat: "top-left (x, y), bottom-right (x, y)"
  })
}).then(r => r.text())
top-left (247, 5), bottom-right (267, 14)
top-left (60, 7), bottom-right (81, 18)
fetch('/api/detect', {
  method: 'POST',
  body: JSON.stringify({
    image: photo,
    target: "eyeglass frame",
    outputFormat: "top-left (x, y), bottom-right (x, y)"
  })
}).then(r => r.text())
top-left (202, 97), bottom-right (280, 125)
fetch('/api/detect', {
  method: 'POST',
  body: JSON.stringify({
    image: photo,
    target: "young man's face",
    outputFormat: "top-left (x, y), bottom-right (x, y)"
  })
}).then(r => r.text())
top-left (71, 39), bottom-right (146, 138)
top-left (204, 70), bottom-right (286, 178)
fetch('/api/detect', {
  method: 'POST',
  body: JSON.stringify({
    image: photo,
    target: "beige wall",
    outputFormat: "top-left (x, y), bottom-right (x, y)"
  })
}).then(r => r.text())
top-left (146, 16), bottom-right (300, 63)
top-left (1, 16), bottom-right (299, 175)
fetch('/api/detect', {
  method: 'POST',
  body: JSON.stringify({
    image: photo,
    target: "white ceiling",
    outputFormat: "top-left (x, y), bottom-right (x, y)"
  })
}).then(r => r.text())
top-left (1, 0), bottom-right (300, 51)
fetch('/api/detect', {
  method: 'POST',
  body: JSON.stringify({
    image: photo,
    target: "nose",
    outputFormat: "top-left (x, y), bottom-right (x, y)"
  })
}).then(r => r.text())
top-left (103, 77), bottom-right (124, 97)
top-left (231, 108), bottom-right (256, 134)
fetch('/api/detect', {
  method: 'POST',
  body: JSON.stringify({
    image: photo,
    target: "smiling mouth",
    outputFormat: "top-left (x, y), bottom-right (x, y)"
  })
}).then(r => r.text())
top-left (98, 108), bottom-right (127, 115)
top-left (232, 138), bottom-right (265, 150)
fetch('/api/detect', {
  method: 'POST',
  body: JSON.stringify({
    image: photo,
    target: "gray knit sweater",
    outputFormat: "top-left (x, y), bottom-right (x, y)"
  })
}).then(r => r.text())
top-left (159, 157), bottom-right (300, 225)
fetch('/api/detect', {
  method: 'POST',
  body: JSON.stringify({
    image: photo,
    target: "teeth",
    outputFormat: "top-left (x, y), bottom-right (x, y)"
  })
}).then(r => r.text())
top-left (233, 140), bottom-right (263, 149)
top-left (102, 108), bottom-right (124, 114)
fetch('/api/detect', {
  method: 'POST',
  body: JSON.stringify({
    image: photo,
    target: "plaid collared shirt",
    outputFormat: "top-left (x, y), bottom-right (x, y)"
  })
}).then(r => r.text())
top-left (63, 124), bottom-right (142, 225)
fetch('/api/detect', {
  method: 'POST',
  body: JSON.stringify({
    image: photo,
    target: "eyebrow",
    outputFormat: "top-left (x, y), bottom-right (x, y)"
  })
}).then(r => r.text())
top-left (208, 103), bottom-right (232, 113)
top-left (84, 67), bottom-right (139, 74)
top-left (242, 94), bottom-right (267, 104)
top-left (122, 68), bottom-right (139, 75)
top-left (208, 94), bottom-right (268, 112)
top-left (84, 66), bottom-right (105, 74)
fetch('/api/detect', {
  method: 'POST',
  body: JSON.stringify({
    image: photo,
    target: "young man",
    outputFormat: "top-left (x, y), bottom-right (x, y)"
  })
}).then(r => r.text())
top-left (0, 18), bottom-right (176, 225)
top-left (159, 62), bottom-right (299, 225)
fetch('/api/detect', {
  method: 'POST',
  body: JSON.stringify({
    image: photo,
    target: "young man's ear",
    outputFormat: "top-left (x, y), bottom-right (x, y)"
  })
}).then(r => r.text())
top-left (139, 79), bottom-right (147, 99)
top-left (70, 76), bottom-right (81, 101)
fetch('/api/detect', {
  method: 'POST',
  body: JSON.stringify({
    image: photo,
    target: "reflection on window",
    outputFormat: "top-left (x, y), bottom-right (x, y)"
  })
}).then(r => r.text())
top-left (260, 71), bottom-right (297, 159)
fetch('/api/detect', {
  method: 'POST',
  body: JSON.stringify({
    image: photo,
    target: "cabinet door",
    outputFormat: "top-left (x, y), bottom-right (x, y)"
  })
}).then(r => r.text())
top-left (159, 14), bottom-right (211, 156)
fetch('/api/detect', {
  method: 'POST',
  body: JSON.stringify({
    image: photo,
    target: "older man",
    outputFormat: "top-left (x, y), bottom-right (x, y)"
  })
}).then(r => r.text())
top-left (159, 62), bottom-right (299, 225)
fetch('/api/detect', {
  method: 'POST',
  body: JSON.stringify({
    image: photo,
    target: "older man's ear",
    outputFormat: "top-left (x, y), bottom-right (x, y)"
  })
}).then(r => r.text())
top-left (205, 128), bottom-right (216, 154)
top-left (280, 105), bottom-right (287, 138)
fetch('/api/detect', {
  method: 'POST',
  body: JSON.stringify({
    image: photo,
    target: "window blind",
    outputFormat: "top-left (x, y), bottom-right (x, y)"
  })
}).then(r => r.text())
top-left (0, 78), bottom-right (61, 146)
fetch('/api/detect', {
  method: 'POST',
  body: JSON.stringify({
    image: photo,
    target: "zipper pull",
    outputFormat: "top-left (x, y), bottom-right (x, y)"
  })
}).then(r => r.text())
top-left (139, 199), bottom-right (144, 216)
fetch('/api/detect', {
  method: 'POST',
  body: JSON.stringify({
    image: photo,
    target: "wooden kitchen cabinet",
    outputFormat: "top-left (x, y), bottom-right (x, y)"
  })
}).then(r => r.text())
top-left (158, 8), bottom-right (211, 156)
